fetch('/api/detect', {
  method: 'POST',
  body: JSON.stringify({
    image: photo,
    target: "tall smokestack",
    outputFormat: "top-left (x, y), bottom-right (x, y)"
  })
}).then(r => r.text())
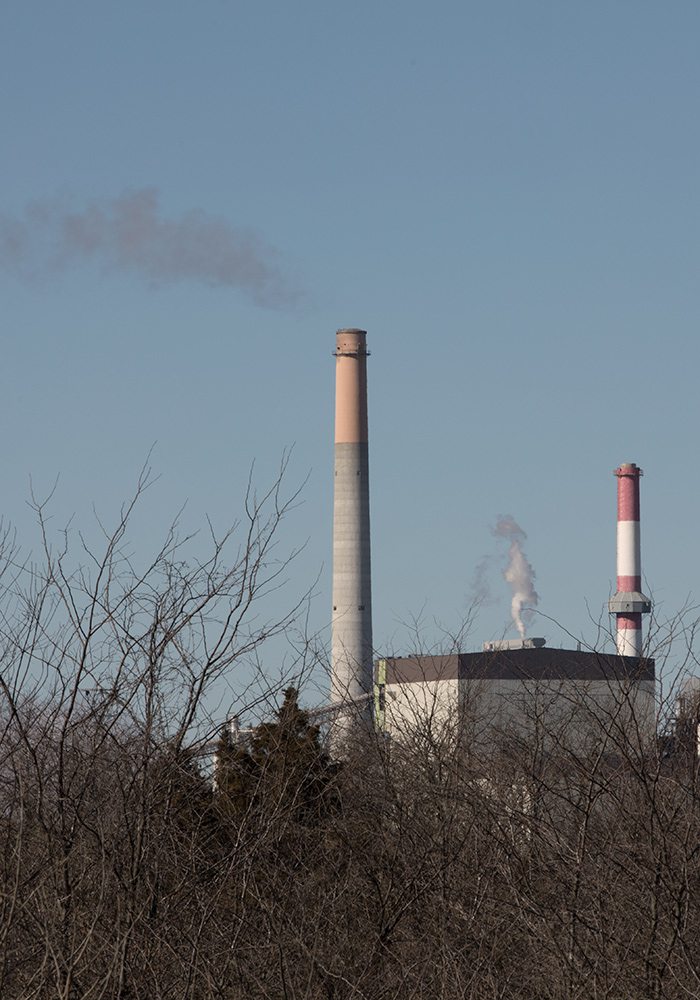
top-left (331, 329), bottom-right (373, 725)
top-left (608, 462), bottom-right (651, 656)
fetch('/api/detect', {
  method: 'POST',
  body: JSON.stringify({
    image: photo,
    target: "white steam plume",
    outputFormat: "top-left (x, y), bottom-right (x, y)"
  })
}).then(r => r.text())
top-left (493, 515), bottom-right (539, 638)
top-left (468, 555), bottom-right (495, 609)
top-left (0, 189), bottom-right (299, 308)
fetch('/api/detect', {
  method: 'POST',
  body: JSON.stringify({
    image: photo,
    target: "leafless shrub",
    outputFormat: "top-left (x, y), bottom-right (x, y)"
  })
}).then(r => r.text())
top-left (0, 469), bottom-right (700, 997)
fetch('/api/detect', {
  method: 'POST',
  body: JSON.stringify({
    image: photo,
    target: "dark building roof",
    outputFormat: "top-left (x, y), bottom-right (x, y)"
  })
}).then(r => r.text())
top-left (381, 648), bottom-right (655, 685)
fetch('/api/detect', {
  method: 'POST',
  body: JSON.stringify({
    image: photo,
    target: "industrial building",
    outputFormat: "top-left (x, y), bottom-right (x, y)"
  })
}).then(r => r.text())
top-left (374, 642), bottom-right (656, 753)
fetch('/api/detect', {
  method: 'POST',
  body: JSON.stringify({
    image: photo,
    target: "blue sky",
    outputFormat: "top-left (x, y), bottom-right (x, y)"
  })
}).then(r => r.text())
top-left (2, 1), bottom-right (699, 707)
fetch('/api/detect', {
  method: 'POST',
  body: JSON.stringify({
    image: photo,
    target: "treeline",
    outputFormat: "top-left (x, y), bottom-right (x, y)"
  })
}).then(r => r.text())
top-left (0, 473), bottom-right (699, 998)
top-left (1, 683), bottom-right (700, 999)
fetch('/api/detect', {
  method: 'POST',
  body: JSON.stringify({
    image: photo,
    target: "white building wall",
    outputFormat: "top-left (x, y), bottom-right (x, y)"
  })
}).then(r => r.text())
top-left (384, 679), bottom-right (460, 742)
top-left (384, 677), bottom-right (656, 754)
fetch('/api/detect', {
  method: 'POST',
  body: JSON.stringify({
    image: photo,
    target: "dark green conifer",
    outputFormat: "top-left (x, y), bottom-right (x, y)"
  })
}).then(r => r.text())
top-left (215, 688), bottom-right (338, 828)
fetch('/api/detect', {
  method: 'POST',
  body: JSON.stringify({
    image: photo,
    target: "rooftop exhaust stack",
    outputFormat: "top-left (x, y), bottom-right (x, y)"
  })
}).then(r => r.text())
top-left (482, 638), bottom-right (546, 652)
top-left (608, 462), bottom-right (651, 657)
top-left (331, 329), bottom-right (373, 727)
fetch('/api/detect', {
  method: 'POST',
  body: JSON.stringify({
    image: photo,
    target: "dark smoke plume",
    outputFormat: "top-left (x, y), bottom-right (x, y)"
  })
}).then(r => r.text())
top-left (0, 189), bottom-right (299, 308)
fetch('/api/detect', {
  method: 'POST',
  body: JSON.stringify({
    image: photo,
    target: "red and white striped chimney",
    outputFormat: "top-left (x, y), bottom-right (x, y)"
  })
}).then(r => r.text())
top-left (608, 462), bottom-right (651, 657)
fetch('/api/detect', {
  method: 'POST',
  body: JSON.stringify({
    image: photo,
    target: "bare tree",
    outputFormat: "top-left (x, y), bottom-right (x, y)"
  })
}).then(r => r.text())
top-left (1, 468), bottom-right (700, 998)
top-left (0, 459), bottom-right (313, 999)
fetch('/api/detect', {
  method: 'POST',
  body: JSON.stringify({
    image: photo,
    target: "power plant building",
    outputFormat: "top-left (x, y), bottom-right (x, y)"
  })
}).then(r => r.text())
top-left (375, 643), bottom-right (656, 753)
top-left (324, 322), bottom-right (658, 752)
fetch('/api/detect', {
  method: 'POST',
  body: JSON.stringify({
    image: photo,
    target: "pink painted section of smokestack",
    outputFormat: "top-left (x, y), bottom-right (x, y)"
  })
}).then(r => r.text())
top-left (334, 329), bottom-right (369, 444)
top-left (609, 463), bottom-right (651, 657)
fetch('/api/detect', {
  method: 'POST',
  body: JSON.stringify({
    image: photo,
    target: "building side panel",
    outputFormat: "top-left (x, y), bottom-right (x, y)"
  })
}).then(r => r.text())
top-left (384, 679), bottom-right (460, 741)
top-left (461, 677), bottom-right (657, 752)
top-left (382, 671), bottom-right (656, 753)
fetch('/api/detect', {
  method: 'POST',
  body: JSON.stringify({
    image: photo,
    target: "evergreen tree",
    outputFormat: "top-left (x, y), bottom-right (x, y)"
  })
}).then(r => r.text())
top-left (215, 687), bottom-right (338, 828)
top-left (213, 723), bottom-right (258, 817)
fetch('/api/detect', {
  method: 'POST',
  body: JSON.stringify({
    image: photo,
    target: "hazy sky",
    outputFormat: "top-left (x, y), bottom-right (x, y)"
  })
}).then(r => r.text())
top-left (2, 1), bottom-right (699, 706)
